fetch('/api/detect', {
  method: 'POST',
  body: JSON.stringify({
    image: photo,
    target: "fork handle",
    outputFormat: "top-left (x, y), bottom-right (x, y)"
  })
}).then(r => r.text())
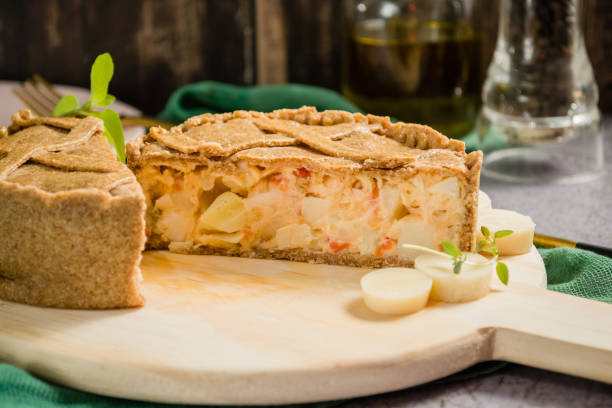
top-left (575, 242), bottom-right (612, 259)
top-left (534, 233), bottom-right (612, 258)
top-left (120, 116), bottom-right (175, 130)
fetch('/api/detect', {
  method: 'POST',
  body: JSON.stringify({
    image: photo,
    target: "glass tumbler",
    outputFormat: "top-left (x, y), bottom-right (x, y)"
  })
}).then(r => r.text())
top-left (478, 0), bottom-right (602, 183)
top-left (342, 0), bottom-right (483, 139)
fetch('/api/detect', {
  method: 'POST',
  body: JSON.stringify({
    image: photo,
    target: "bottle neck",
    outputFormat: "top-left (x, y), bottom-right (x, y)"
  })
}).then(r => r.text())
top-left (497, 0), bottom-right (582, 67)
top-left (483, 0), bottom-right (598, 118)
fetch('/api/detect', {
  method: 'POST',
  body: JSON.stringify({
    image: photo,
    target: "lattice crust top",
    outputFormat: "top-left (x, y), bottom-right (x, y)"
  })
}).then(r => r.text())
top-left (131, 106), bottom-right (479, 172)
top-left (0, 110), bottom-right (133, 193)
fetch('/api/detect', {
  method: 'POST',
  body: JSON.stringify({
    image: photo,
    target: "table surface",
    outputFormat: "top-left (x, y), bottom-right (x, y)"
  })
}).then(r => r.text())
top-left (480, 119), bottom-right (612, 248)
top-left (345, 118), bottom-right (612, 407)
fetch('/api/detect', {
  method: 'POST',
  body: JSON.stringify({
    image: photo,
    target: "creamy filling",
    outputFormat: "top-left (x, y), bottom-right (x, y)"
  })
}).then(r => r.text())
top-left (137, 162), bottom-right (467, 257)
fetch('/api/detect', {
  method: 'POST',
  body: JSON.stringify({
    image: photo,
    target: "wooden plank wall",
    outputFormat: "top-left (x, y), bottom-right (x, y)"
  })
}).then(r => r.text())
top-left (0, 0), bottom-right (609, 114)
top-left (0, 0), bottom-right (255, 114)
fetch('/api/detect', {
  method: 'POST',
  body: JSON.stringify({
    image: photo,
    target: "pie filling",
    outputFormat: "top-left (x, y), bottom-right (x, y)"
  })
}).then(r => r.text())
top-left (137, 162), bottom-right (467, 258)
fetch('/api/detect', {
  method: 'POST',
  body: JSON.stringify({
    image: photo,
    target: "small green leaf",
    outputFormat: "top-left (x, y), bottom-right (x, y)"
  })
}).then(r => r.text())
top-left (90, 53), bottom-right (114, 106)
top-left (475, 240), bottom-right (487, 253)
top-left (496, 262), bottom-right (509, 285)
top-left (53, 94), bottom-right (79, 116)
top-left (494, 230), bottom-right (513, 239)
top-left (453, 260), bottom-right (463, 274)
top-left (481, 226), bottom-right (491, 238)
top-left (481, 247), bottom-right (498, 255)
top-left (93, 109), bottom-right (125, 163)
top-left (97, 93), bottom-right (116, 107)
top-left (441, 241), bottom-right (462, 258)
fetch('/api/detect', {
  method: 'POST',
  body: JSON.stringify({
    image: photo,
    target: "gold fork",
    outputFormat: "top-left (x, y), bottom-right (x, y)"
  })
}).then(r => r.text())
top-left (12, 75), bottom-right (175, 129)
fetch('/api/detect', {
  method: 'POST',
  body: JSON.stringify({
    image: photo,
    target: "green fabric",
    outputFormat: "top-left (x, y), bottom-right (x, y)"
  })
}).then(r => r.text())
top-left (0, 363), bottom-right (183, 408)
top-left (540, 247), bottom-right (612, 303)
top-left (2, 82), bottom-right (611, 407)
top-left (158, 81), bottom-right (360, 124)
top-left (462, 127), bottom-right (508, 153)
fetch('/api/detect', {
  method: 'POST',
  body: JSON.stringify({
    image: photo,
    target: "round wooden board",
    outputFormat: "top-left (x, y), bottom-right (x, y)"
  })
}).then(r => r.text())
top-left (0, 247), bottom-right (550, 404)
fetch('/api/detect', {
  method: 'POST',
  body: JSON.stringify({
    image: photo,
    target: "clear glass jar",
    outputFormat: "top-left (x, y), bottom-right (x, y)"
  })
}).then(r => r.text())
top-left (478, 0), bottom-right (602, 183)
top-left (342, 0), bottom-right (482, 139)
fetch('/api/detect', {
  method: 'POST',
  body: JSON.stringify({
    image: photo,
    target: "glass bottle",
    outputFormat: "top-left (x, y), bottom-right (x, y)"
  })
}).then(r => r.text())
top-left (478, 0), bottom-right (602, 183)
top-left (342, 0), bottom-right (482, 139)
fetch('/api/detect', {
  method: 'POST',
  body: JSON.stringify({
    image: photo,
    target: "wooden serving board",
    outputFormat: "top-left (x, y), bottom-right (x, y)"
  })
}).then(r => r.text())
top-left (0, 247), bottom-right (611, 405)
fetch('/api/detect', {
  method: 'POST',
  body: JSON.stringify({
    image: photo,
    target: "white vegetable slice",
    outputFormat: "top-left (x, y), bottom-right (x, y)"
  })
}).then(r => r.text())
top-left (198, 191), bottom-right (246, 233)
top-left (301, 197), bottom-right (331, 228)
top-left (360, 268), bottom-right (432, 315)
top-left (429, 177), bottom-right (459, 198)
top-left (275, 224), bottom-right (314, 249)
top-left (396, 216), bottom-right (436, 260)
top-left (477, 209), bottom-right (535, 256)
top-left (380, 185), bottom-right (404, 219)
top-left (479, 190), bottom-right (492, 210)
top-left (156, 211), bottom-right (194, 242)
top-left (197, 232), bottom-right (244, 247)
top-left (222, 164), bottom-right (262, 193)
top-left (414, 253), bottom-right (493, 302)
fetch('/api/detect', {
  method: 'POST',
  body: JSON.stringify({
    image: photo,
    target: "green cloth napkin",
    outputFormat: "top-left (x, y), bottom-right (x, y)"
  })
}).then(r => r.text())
top-left (158, 81), bottom-right (360, 125)
top-left (2, 82), bottom-right (611, 407)
top-left (540, 247), bottom-right (612, 303)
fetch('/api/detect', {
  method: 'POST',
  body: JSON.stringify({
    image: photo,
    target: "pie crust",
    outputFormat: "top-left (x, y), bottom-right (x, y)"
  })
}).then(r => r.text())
top-left (0, 110), bottom-right (146, 309)
top-left (128, 107), bottom-right (483, 268)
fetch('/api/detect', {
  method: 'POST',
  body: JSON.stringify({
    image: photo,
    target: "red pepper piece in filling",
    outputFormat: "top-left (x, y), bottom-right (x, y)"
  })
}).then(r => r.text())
top-left (375, 238), bottom-right (394, 256)
top-left (371, 185), bottom-right (379, 199)
top-left (173, 178), bottom-right (184, 191)
top-left (329, 241), bottom-right (350, 253)
top-left (271, 174), bottom-right (290, 191)
top-left (294, 167), bottom-right (311, 178)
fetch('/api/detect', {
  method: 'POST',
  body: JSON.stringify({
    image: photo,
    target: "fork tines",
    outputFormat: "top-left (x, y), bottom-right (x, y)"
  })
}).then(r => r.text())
top-left (13, 75), bottom-right (64, 117)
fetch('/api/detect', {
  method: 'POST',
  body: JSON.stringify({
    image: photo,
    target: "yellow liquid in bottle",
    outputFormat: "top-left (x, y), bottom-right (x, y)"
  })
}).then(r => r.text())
top-left (342, 18), bottom-right (483, 138)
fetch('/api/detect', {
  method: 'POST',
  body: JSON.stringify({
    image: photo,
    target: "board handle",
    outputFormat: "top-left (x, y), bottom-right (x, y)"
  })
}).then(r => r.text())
top-left (492, 284), bottom-right (612, 384)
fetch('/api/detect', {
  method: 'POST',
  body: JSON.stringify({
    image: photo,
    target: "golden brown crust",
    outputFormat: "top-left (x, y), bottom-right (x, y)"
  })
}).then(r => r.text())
top-left (232, 146), bottom-right (361, 171)
top-left (462, 150), bottom-right (484, 251)
top-left (8, 109), bottom-right (82, 132)
top-left (30, 132), bottom-right (124, 173)
top-left (127, 106), bottom-right (470, 173)
top-left (0, 110), bottom-right (146, 309)
top-left (0, 181), bottom-right (146, 309)
top-left (0, 115), bottom-right (101, 179)
top-left (162, 241), bottom-right (413, 269)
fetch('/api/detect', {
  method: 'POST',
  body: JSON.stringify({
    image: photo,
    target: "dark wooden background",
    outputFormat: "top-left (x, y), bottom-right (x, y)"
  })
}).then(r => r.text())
top-left (0, 0), bottom-right (610, 115)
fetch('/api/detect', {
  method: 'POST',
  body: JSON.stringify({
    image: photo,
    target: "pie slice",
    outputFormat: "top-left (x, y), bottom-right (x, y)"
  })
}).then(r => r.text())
top-left (127, 106), bottom-right (482, 268)
top-left (0, 110), bottom-right (146, 309)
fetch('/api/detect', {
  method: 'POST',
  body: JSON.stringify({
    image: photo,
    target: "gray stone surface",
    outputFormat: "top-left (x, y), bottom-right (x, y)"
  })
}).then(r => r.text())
top-left (481, 119), bottom-right (612, 247)
top-left (343, 365), bottom-right (612, 408)
top-left (343, 119), bottom-right (612, 407)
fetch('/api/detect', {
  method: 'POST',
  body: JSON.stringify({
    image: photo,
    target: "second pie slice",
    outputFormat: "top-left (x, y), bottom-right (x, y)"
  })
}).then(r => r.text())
top-left (127, 107), bottom-right (482, 267)
top-left (0, 110), bottom-right (146, 309)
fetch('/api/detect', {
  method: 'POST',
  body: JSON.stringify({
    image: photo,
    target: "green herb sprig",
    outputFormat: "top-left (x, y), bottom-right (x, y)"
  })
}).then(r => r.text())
top-left (441, 241), bottom-right (466, 274)
top-left (440, 226), bottom-right (513, 285)
top-left (476, 226), bottom-right (512, 285)
top-left (53, 53), bottom-right (125, 162)
top-left (403, 226), bottom-right (512, 285)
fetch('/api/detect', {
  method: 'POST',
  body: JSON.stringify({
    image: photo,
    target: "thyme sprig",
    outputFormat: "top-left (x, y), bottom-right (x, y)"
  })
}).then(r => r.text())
top-left (441, 241), bottom-right (467, 274)
top-left (474, 226), bottom-right (512, 285)
top-left (402, 225), bottom-right (513, 285)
